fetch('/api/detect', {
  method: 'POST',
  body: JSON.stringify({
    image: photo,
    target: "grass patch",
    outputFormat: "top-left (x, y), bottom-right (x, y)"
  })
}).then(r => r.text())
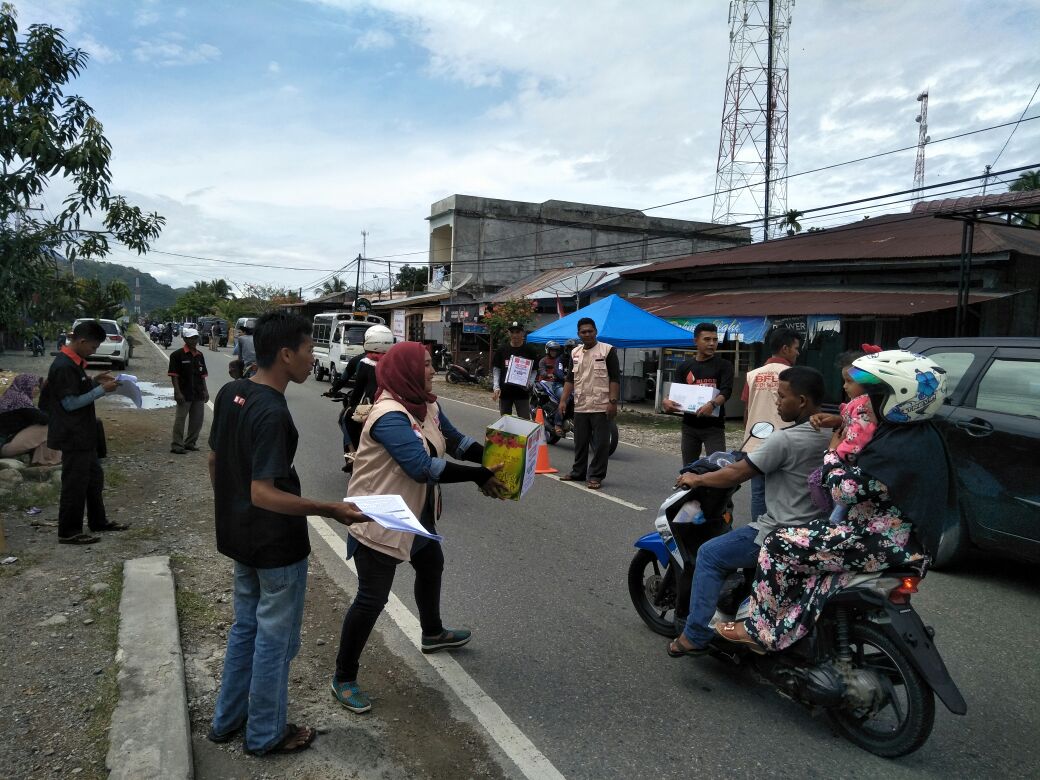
top-left (123, 524), bottom-right (161, 541)
top-left (175, 586), bottom-right (220, 635)
top-left (85, 565), bottom-right (124, 763)
top-left (616, 410), bottom-right (683, 431)
top-left (0, 549), bottom-right (39, 577)
top-left (105, 465), bottom-right (127, 489)
top-left (5, 480), bottom-right (60, 511)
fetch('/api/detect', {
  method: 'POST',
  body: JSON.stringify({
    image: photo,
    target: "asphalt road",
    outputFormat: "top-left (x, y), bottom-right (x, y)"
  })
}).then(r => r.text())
top-left (175, 340), bottom-right (1039, 779)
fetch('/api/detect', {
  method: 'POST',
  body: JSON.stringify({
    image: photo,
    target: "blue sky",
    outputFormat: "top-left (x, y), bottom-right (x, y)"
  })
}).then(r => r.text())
top-left (10, 0), bottom-right (1040, 294)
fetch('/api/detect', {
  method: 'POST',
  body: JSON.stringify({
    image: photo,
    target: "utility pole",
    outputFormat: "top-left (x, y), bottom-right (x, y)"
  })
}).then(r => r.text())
top-left (981, 164), bottom-right (992, 195)
top-left (352, 253), bottom-right (362, 313)
top-left (912, 91), bottom-right (930, 203)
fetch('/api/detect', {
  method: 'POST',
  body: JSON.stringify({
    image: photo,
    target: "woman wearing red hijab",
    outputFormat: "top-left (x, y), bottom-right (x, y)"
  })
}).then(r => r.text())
top-left (331, 341), bottom-right (506, 713)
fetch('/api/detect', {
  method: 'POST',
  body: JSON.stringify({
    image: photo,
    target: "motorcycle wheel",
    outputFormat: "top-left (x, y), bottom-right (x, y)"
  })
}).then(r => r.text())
top-left (446, 370), bottom-right (460, 384)
top-left (312, 361), bottom-right (325, 382)
top-left (544, 423), bottom-right (561, 445)
top-left (627, 549), bottom-right (680, 638)
top-left (826, 622), bottom-right (935, 758)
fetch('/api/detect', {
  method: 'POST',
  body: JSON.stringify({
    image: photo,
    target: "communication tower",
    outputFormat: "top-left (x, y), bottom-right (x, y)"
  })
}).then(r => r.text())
top-left (712, 0), bottom-right (793, 241)
top-left (913, 91), bottom-right (930, 202)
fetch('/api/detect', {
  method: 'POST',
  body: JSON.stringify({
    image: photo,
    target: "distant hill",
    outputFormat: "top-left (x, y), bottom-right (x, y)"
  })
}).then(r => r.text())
top-left (57, 256), bottom-right (186, 312)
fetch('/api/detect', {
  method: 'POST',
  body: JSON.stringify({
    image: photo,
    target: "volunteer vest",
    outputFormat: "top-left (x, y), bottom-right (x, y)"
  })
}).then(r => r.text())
top-left (347, 396), bottom-right (447, 561)
top-left (571, 341), bottom-right (613, 413)
top-left (742, 363), bottom-right (786, 453)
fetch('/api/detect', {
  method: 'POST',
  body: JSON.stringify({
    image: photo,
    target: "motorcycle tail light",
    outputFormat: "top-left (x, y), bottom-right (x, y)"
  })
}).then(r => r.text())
top-left (888, 576), bottom-right (921, 604)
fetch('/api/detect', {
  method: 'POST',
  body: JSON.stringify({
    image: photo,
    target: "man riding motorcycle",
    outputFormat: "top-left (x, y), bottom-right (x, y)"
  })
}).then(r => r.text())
top-left (667, 366), bottom-right (831, 657)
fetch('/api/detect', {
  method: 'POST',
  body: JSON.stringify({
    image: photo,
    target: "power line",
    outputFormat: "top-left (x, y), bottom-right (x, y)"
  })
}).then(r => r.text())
top-left (991, 80), bottom-right (1040, 170)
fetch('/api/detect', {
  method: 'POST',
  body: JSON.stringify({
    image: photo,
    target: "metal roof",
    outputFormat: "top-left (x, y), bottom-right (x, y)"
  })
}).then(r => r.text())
top-left (369, 291), bottom-right (451, 309)
top-left (490, 262), bottom-right (649, 302)
top-left (628, 288), bottom-right (1020, 318)
top-left (910, 190), bottom-right (1040, 215)
top-left (622, 211), bottom-right (1040, 279)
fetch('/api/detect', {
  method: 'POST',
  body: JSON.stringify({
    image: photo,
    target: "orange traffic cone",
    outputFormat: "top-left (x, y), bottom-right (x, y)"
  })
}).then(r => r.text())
top-left (534, 408), bottom-right (558, 474)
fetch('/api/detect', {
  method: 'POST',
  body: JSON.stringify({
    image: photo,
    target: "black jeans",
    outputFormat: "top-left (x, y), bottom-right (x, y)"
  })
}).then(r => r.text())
top-left (570, 411), bottom-right (610, 482)
top-left (498, 395), bottom-right (531, 419)
top-left (58, 448), bottom-right (107, 538)
top-left (334, 541), bottom-right (445, 683)
top-left (680, 425), bottom-right (726, 466)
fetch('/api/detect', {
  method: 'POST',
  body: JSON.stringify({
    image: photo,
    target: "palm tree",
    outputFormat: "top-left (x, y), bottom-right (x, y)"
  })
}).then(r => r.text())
top-left (316, 276), bottom-right (347, 295)
top-left (778, 209), bottom-right (804, 237)
top-left (1008, 169), bottom-right (1040, 227)
top-left (1008, 169), bottom-right (1040, 192)
top-left (209, 278), bottom-right (233, 299)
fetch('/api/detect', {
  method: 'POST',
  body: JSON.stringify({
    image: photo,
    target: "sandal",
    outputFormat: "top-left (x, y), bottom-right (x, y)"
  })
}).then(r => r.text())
top-left (714, 621), bottom-right (766, 655)
top-left (667, 635), bottom-right (709, 658)
top-left (586, 479), bottom-right (602, 490)
top-left (207, 718), bottom-right (246, 744)
top-left (246, 723), bottom-right (316, 756)
top-left (58, 533), bottom-right (100, 545)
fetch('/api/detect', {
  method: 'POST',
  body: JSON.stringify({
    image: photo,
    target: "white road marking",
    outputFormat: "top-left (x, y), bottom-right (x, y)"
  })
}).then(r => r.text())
top-left (307, 516), bottom-right (567, 780)
top-left (538, 474), bottom-right (647, 511)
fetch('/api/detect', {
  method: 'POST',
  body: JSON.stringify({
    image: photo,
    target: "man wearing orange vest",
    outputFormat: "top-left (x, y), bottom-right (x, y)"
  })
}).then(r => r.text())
top-left (740, 327), bottom-right (801, 521)
top-left (557, 317), bottom-right (620, 490)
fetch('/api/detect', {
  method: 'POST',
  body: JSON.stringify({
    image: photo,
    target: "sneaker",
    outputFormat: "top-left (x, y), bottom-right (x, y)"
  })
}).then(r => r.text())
top-left (421, 628), bottom-right (471, 654)
top-left (330, 680), bottom-right (371, 713)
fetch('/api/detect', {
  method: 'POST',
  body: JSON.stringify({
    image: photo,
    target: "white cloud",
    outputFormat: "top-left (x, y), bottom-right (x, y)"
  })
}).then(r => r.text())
top-left (355, 28), bottom-right (394, 50)
top-left (132, 36), bottom-right (221, 67)
top-left (77, 33), bottom-right (120, 63)
top-left (268, 60), bottom-right (281, 74)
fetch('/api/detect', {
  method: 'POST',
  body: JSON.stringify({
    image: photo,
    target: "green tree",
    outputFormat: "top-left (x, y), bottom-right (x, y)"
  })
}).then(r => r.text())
top-left (0, 4), bottom-right (164, 336)
top-left (315, 276), bottom-right (346, 295)
top-left (394, 264), bottom-right (429, 292)
top-left (778, 209), bottom-right (803, 236)
top-left (241, 283), bottom-right (299, 314)
top-left (483, 298), bottom-right (537, 347)
top-left (77, 277), bottom-right (130, 318)
top-left (209, 278), bottom-right (233, 299)
top-left (1008, 170), bottom-right (1040, 226)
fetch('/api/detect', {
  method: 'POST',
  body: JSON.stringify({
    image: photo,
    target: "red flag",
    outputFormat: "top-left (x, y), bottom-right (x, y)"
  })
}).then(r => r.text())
top-left (556, 293), bottom-right (564, 319)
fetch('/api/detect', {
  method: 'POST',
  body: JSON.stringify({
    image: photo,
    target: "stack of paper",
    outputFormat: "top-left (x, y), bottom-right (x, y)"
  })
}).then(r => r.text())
top-left (346, 495), bottom-right (443, 542)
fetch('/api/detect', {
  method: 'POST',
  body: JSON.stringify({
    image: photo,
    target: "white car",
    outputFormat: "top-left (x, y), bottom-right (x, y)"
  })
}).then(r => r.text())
top-left (71, 318), bottom-right (131, 370)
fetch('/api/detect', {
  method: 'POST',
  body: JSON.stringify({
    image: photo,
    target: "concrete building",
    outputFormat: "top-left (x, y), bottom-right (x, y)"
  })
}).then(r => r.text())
top-left (427, 194), bottom-right (749, 294)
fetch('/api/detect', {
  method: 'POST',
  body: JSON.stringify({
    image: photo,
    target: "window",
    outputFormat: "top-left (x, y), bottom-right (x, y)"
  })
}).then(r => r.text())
top-left (343, 326), bottom-right (369, 346)
top-left (924, 351), bottom-right (977, 396)
top-left (975, 359), bottom-right (1040, 417)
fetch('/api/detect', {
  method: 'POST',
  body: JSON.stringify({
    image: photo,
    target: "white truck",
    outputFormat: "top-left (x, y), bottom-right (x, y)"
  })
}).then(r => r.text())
top-left (311, 311), bottom-right (385, 382)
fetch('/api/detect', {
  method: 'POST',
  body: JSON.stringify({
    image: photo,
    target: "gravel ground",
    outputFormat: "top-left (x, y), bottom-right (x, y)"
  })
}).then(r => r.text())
top-left (0, 337), bottom-right (507, 780)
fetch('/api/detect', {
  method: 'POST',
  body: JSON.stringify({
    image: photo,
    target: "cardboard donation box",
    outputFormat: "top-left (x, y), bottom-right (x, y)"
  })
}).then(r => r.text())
top-left (482, 415), bottom-right (543, 500)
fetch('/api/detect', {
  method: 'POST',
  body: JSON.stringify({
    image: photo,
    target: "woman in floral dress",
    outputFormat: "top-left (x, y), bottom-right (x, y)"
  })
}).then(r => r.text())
top-left (715, 349), bottom-right (953, 654)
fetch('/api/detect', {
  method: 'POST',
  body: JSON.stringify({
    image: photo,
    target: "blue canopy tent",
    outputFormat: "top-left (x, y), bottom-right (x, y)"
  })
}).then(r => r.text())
top-left (526, 294), bottom-right (693, 348)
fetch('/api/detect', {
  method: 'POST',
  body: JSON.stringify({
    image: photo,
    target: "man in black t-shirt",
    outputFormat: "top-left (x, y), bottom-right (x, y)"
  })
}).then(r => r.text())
top-left (207, 311), bottom-right (368, 756)
top-left (662, 322), bottom-right (734, 465)
top-left (168, 327), bottom-right (209, 454)
top-left (44, 320), bottom-right (129, 544)
top-left (491, 321), bottom-right (540, 418)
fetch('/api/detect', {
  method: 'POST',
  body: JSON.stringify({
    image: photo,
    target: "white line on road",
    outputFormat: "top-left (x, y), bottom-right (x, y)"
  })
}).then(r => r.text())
top-left (307, 516), bottom-right (567, 780)
top-left (538, 474), bottom-right (647, 511)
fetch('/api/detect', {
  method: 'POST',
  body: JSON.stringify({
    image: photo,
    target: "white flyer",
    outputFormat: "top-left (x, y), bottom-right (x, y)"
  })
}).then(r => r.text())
top-left (667, 382), bottom-right (720, 416)
top-left (114, 373), bottom-right (143, 409)
top-left (345, 495), bottom-right (443, 542)
top-left (505, 355), bottom-right (534, 388)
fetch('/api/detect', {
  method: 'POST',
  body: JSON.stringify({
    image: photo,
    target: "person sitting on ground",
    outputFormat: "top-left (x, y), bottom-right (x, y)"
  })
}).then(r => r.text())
top-left (716, 350), bottom-right (952, 654)
top-left (666, 366), bottom-right (831, 657)
top-left (0, 373), bottom-right (61, 465)
top-left (331, 341), bottom-right (508, 715)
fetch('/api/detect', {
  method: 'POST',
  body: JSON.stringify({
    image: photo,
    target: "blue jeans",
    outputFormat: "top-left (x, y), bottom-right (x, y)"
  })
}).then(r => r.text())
top-left (683, 525), bottom-right (761, 647)
top-left (211, 558), bottom-right (308, 753)
top-left (750, 474), bottom-right (767, 523)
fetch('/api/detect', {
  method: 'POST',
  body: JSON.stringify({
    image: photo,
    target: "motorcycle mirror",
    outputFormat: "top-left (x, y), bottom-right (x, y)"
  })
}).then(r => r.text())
top-left (749, 421), bottom-right (774, 439)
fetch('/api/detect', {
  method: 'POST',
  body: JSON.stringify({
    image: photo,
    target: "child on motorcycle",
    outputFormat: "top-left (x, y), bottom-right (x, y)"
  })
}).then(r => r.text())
top-left (809, 345), bottom-right (881, 522)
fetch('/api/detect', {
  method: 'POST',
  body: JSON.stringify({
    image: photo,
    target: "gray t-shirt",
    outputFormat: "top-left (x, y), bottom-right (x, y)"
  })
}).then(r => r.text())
top-left (745, 420), bottom-right (832, 544)
top-left (233, 334), bottom-right (256, 365)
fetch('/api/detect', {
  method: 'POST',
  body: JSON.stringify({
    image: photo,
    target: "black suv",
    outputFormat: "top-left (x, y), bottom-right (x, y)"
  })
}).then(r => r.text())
top-left (899, 336), bottom-right (1040, 567)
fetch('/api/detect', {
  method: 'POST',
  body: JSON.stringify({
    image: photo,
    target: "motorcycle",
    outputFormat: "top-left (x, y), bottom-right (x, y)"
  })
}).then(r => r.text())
top-left (627, 424), bottom-right (966, 758)
top-left (432, 345), bottom-right (453, 372)
top-left (529, 378), bottom-right (619, 456)
top-left (446, 352), bottom-right (486, 384)
top-left (160, 330), bottom-right (172, 348)
top-left (28, 332), bottom-right (45, 356)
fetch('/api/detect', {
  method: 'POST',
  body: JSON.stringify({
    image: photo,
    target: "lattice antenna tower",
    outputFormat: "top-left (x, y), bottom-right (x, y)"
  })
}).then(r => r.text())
top-left (913, 91), bottom-right (930, 202)
top-left (712, 0), bottom-right (793, 241)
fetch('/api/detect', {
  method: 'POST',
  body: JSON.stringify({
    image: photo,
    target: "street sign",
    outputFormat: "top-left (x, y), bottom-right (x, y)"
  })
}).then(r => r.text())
top-left (354, 297), bottom-right (372, 312)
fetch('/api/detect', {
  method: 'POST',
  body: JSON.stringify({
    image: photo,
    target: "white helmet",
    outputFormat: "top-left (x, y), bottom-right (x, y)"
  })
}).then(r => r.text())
top-left (848, 349), bottom-right (948, 423)
top-left (363, 325), bottom-right (394, 353)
